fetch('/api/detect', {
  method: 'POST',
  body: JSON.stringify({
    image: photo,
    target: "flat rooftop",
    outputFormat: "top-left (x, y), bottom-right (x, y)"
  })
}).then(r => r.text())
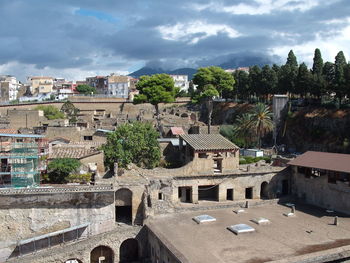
top-left (147, 203), bottom-right (350, 263)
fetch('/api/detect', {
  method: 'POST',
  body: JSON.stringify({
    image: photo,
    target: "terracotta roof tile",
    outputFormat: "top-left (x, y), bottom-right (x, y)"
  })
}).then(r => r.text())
top-left (288, 151), bottom-right (350, 173)
top-left (180, 134), bottom-right (238, 152)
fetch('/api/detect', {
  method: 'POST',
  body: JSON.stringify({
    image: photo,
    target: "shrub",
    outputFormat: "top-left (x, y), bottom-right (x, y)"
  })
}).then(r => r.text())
top-left (66, 173), bottom-right (91, 184)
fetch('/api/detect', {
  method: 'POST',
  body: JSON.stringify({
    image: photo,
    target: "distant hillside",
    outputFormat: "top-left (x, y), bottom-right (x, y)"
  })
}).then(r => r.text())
top-left (129, 54), bottom-right (278, 79)
top-left (129, 67), bottom-right (197, 79)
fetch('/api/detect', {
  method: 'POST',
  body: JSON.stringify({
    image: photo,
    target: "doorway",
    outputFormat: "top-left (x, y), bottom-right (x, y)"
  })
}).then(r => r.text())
top-left (282, 180), bottom-right (289, 195)
top-left (115, 188), bottom-right (133, 224)
top-left (260, 182), bottom-right (269, 199)
top-left (245, 187), bottom-right (253, 199)
top-left (198, 185), bottom-right (219, 201)
top-left (178, 187), bottom-right (192, 203)
top-left (226, 189), bottom-right (233, 201)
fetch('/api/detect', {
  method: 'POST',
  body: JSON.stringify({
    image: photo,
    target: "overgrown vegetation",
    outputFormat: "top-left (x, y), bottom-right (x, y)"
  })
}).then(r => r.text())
top-left (66, 173), bottom-right (92, 184)
top-left (76, 84), bottom-right (97, 95)
top-left (220, 103), bottom-right (273, 148)
top-left (102, 122), bottom-right (161, 169)
top-left (47, 158), bottom-right (81, 183)
top-left (35, 105), bottom-right (65, 120)
top-left (239, 156), bottom-right (271, 165)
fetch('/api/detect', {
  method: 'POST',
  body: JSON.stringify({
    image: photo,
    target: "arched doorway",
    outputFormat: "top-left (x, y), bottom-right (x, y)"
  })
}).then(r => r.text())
top-left (120, 238), bottom-right (139, 263)
top-left (65, 259), bottom-right (82, 263)
top-left (90, 246), bottom-right (114, 263)
top-left (260, 181), bottom-right (269, 199)
top-left (115, 188), bottom-right (133, 224)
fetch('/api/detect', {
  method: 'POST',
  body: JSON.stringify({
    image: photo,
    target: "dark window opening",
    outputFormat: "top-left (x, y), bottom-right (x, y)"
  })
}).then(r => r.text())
top-left (198, 153), bottom-right (208, 158)
top-left (213, 159), bottom-right (222, 173)
top-left (245, 187), bottom-right (253, 199)
top-left (83, 136), bottom-right (93, 141)
top-left (226, 189), bottom-right (233, 200)
top-left (198, 185), bottom-right (219, 201)
top-left (158, 192), bottom-right (163, 200)
top-left (147, 196), bottom-right (152, 208)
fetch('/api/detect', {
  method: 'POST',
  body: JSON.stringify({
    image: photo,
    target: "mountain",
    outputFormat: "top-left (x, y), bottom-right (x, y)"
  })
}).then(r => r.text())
top-left (129, 54), bottom-right (279, 79)
top-left (129, 67), bottom-right (197, 79)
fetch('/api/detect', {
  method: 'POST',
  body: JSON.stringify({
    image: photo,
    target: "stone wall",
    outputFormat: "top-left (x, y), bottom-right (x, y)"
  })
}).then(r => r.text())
top-left (291, 166), bottom-right (350, 214)
top-left (0, 190), bottom-right (115, 262)
top-left (7, 226), bottom-right (145, 263)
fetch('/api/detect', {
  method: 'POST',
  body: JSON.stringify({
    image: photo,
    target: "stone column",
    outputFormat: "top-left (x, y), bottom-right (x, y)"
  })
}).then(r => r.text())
top-left (192, 185), bottom-right (198, 204)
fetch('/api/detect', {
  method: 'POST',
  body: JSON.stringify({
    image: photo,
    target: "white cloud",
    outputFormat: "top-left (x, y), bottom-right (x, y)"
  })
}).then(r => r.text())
top-left (270, 23), bottom-right (350, 65)
top-left (0, 62), bottom-right (130, 82)
top-left (157, 21), bottom-right (240, 44)
top-left (198, 0), bottom-right (320, 15)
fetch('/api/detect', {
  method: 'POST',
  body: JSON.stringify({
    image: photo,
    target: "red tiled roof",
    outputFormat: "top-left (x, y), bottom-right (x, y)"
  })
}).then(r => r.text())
top-left (288, 151), bottom-right (350, 173)
top-left (0, 129), bottom-right (18, 134)
top-left (170, 127), bottom-right (185, 135)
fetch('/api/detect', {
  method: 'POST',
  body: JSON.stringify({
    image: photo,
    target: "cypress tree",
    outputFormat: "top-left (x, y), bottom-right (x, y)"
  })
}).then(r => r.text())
top-left (334, 51), bottom-right (347, 107)
top-left (312, 48), bottom-right (323, 76)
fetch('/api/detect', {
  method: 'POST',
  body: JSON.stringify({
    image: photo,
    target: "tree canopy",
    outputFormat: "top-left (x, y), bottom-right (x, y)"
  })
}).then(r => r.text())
top-left (193, 66), bottom-right (235, 98)
top-left (76, 84), bottom-right (97, 95)
top-left (47, 158), bottom-right (81, 183)
top-left (134, 74), bottom-right (176, 105)
top-left (133, 74), bottom-right (177, 135)
top-left (192, 66), bottom-right (235, 133)
top-left (36, 105), bottom-right (65, 120)
top-left (102, 122), bottom-right (161, 170)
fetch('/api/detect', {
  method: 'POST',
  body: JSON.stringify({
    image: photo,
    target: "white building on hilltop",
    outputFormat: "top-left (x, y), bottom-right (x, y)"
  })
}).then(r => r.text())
top-left (0, 75), bottom-right (21, 102)
top-left (170, 75), bottom-right (189, 92)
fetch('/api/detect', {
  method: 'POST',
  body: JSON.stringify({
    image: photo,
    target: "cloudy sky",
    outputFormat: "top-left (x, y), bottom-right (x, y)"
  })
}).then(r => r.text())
top-left (0, 0), bottom-right (349, 81)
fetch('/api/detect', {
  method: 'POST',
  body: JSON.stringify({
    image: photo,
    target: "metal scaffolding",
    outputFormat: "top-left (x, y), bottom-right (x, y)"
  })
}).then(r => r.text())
top-left (0, 133), bottom-right (44, 188)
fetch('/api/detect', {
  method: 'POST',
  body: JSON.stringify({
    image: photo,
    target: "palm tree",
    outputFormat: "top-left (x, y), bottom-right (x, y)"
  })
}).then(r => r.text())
top-left (250, 103), bottom-right (273, 149)
top-left (233, 113), bottom-right (254, 148)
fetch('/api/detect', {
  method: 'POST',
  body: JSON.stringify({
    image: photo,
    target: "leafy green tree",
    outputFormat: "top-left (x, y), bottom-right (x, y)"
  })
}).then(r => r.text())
top-left (311, 49), bottom-right (325, 98)
top-left (61, 101), bottom-right (79, 124)
top-left (295, 63), bottom-right (312, 97)
top-left (192, 66), bottom-right (235, 98)
top-left (286, 50), bottom-right (298, 69)
top-left (248, 65), bottom-right (262, 100)
top-left (312, 48), bottom-right (323, 75)
top-left (281, 50), bottom-right (298, 95)
top-left (233, 70), bottom-right (250, 100)
top-left (260, 65), bottom-right (278, 101)
top-left (334, 51), bottom-right (347, 107)
top-left (133, 74), bottom-right (176, 135)
top-left (36, 105), bottom-right (65, 120)
top-left (76, 84), bottom-right (97, 95)
top-left (249, 103), bottom-right (273, 149)
top-left (322, 61), bottom-right (335, 96)
top-left (102, 122), bottom-right (161, 169)
top-left (192, 66), bottom-right (234, 133)
top-left (48, 158), bottom-right (81, 183)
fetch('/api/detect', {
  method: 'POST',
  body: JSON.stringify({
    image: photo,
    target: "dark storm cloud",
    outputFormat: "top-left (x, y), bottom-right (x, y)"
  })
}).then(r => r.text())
top-left (0, 0), bottom-right (349, 78)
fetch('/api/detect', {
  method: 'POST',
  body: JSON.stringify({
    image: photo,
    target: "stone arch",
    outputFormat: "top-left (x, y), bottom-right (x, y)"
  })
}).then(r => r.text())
top-left (65, 259), bottom-right (83, 263)
top-left (260, 181), bottom-right (269, 199)
top-left (115, 188), bottom-right (133, 224)
top-left (90, 245), bottom-right (114, 263)
top-left (120, 238), bottom-right (139, 263)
